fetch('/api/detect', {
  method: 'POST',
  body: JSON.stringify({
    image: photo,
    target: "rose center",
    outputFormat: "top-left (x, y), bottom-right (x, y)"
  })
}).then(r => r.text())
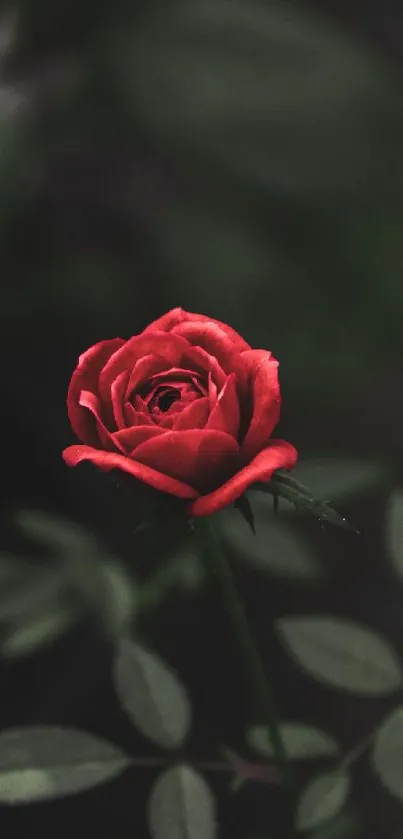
top-left (150, 386), bottom-right (181, 413)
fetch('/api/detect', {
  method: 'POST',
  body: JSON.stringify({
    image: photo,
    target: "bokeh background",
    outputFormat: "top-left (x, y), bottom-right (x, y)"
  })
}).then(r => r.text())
top-left (1, 1), bottom-right (403, 837)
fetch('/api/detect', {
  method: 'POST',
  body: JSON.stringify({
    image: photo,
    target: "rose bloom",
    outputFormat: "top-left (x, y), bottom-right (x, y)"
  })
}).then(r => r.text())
top-left (63, 308), bottom-right (297, 516)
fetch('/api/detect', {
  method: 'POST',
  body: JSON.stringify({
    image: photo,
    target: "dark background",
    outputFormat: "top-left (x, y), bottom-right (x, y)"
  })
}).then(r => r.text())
top-left (1, 1), bottom-right (403, 837)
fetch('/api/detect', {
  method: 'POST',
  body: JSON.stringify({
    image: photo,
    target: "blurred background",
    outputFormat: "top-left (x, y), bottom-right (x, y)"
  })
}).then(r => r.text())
top-left (1, 0), bottom-right (403, 837)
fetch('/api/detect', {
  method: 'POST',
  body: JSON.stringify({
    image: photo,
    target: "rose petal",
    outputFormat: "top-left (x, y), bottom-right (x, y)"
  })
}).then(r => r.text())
top-left (132, 429), bottom-right (239, 491)
top-left (172, 321), bottom-right (244, 371)
top-left (113, 425), bottom-right (165, 452)
top-left (99, 331), bottom-right (189, 406)
top-left (145, 308), bottom-right (250, 352)
top-left (188, 440), bottom-right (298, 516)
top-left (158, 413), bottom-right (178, 429)
top-left (240, 351), bottom-right (281, 458)
top-left (145, 367), bottom-right (204, 394)
top-left (123, 401), bottom-right (151, 427)
top-left (62, 445), bottom-right (198, 499)
top-left (111, 371), bottom-right (129, 430)
top-left (173, 397), bottom-right (210, 431)
top-left (67, 338), bottom-right (124, 444)
top-left (125, 354), bottom-right (171, 399)
top-left (208, 372), bottom-right (217, 404)
top-left (182, 346), bottom-right (227, 390)
top-left (79, 390), bottom-right (124, 452)
top-left (206, 374), bottom-right (239, 438)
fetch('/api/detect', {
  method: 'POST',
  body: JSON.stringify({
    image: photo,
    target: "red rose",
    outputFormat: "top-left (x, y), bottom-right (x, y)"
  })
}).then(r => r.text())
top-left (63, 308), bottom-right (297, 516)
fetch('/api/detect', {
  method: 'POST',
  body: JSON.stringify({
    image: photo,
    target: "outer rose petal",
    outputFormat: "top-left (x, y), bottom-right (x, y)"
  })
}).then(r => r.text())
top-left (67, 338), bottom-right (124, 444)
top-left (240, 351), bottom-right (281, 458)
top-left (145, 307), bottom-right (250, 352)
top-left (111, 371), bottom-right (129, 429)
top-left (172, 321), bottom-right (245, 371)
top-left (188, 440), bottom-right (298, 517)
top-left (62, 445), bottom-right (198, 499)
top-left (131, 429), bottom-right (239, 491)
top-left (79, 391), bottom-right (124, 452)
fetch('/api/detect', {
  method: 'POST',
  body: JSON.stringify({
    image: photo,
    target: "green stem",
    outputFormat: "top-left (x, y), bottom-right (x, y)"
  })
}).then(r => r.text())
top-left (194, 517), bottom-right (288, 784)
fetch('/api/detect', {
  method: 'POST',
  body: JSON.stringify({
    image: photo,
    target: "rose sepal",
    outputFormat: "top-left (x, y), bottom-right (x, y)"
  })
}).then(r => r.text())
top-left (250, 470), bottom-right (360, 534)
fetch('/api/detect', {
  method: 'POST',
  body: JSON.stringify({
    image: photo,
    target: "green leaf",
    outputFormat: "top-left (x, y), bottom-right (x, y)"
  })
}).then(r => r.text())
top-left (247, 722), bottom-right (340, 761)
top-left (148, 765), bottom-right (217, 839)
top-left (0, 727), bottom-right (131, 803)
top-left (277, 615), bottom-right (403, 696)
top-left (372, 706), bottom-right (403, 802)
top-left (308, 809), bottom-right (361, 839)
top-left (296, 771), bottom-right (350, 832)
top-left (0, 553), bottom-right (69, 624)
top-left (15, 510), bottom-right (109, 614)
top-left (15, 509), bottom-right (101, 557)
top-left (113, 639), bottom-right (192, 749)
top-left (218, 499), bottom-right (324, 582)
top-left (99, 558), bottom-right (136, 637)
top-left (1, 606), bottom-right (78, 658)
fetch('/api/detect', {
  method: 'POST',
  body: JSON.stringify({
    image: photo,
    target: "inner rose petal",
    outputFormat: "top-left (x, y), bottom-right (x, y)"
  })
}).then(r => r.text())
top-left (124, 400), bottom-right (152, 427)
top-left (206, 374), bottom-right (240, 439)
top-left (182, 346), bottom-right (226, 391)
top-left (125, 354), bottom-right (171, 401)
top-left (99, 331), bottom-right (189, 407)
top-left (146, 367), bottom-right (203, 386)
top-left (145, 382), bottom-right (201, 415)
top-left (172, 397), bottom-right (210, 431)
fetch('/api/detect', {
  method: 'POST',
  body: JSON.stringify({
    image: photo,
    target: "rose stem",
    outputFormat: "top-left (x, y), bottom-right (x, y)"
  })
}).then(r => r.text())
top-left (194, 517), bottom-right (289, 787)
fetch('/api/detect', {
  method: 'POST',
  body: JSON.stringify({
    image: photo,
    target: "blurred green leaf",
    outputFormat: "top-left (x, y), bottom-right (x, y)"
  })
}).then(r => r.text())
top-left (1, 605), bottom-right (78, 658)
top-left (372, 706), bottom-right (403, 803)
top-left (217, 497), bottom-right (325, 582)
top-left (0, 564), bottom-right (66, 623)
top-left (148, 765), bottom-right (217, 839)
top-left (247, 722), bottom-right (340, 761)
top-left (308, 808), bottom-right (361, 839)
top-left (0, 727), bottom-right (131, 803)
top-left (15, 509), bottom-right (101, 558)
top-left (296, 771), bottom-right (350, 832)
top-left (114, 638), bottom-right (192, 749)
top-left (99, 558), bottom-right (136, 637)
top-left (277, 615), bottom-right (403, 696)
top-left (15, 509), bottom-right (124, 631)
